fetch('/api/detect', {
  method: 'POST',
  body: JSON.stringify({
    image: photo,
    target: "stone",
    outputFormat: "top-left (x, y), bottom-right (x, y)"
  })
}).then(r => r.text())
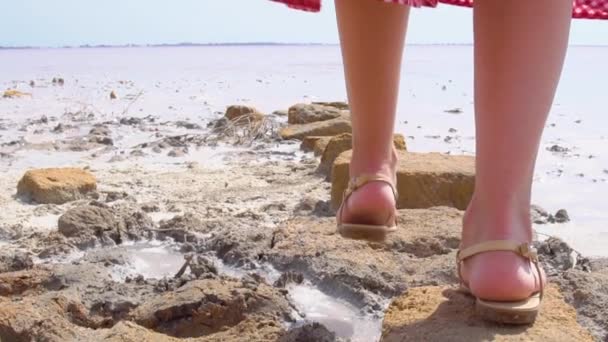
top-left (225, 105), bottom-right (264, 122)
top-left (0, 268), bottom-right (52, 296)
top-left (58, 205), bottom-right (119, 241)
top-left (279, 323), bottom-right (337, 342)
top-left (17, 168), bottom-right (97, 204)
top-left (331, 150), bottom-right (475, 211)
top-left (131, 278), bottom-right (292, 338)
top-left (300, 136), bottom-right (332, 156)
top-left (280, 118), bottom-right (352, 141)
top-left (272, 110), bottom-right (288, 116)
top-left (312, 101), bottom-right (349, 110)
top-left (554, 209), bottom-right (570, 223)
top-left (287, 103), bottom-right (343, 124)
top-left (2, 89), bottom-right (32, 98)
top-left (110, 90), bottom-right (118, 99)
top-left (381, 285), bottom-right (594, 341)
top-left (318, 133), bottom-right (407, 177)
top-left (0, 249), bottom-right (33, 273)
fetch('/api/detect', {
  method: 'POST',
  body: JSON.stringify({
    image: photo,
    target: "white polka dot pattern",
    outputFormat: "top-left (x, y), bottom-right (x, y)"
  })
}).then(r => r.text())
top-left (271, 0), bottom-right (608, 19)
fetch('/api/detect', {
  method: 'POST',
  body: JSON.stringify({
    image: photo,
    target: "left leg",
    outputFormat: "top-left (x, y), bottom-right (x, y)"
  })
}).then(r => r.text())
top-left (462, 0), bottom-right (572, 301)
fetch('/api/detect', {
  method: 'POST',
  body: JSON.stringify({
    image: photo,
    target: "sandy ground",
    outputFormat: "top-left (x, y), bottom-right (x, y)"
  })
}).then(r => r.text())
top-left (0, 71), bottom-right (607, 341)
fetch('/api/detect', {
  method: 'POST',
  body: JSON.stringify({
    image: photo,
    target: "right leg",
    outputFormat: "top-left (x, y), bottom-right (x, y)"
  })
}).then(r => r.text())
top-left (335, 0), bottom-right (409, 227)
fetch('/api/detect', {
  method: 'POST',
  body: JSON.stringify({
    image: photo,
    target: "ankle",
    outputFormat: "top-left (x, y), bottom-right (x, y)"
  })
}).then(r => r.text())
top-left (350, 147), bottom-right (398, 182)
top-left (463, 195), bottom-right (533, 245)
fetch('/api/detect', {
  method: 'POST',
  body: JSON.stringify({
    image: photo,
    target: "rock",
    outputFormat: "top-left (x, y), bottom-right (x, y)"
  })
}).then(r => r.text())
top-left (0, 249), bottom-right (33, 273)
top-left (550, 259), bottom-right (608, 341)
top-left (318, 133), bottom-right (407, 178)
top-left (189, 255), bottom-right (218, 278)
top-left (381, 285), bottom-right (594, 341)
top-left (110, 90), bottom-right (118, 99)
top-left (554, 209), bottom-right (570, 223)
top-left (131, 278), bottom-right (292, 338)
top-left (444, 108), bottom-right (463, 114)
top-left (2, 89), bottom-right (32, 98)
top-left (0, 268), bottom-right (52, 296)
top-left (287, 103), bottom-right (343, 124)
top-left (273, 271), bottom-right (304, 288)
top-left (300, 136), bottom-right (330, 155)
top-left (57, 205), bottom-right (120, 244)
top-left (272, 110), bottom-right (288, 116)
top-left (280, 118), bottom-right (352, 141)
top-left (279, 322), bottom-right (338, 342)
top-left (331, 150), bottom-right (475, 211)
top-left (17, 168), bottom-right (97, 204)
top-left (538, 237), bottom-right (578, 272)
top-left (175, 121), bottom-right (202, 130)
top-left (264, 207), bottom-right (463, 306)
top-left (311, 101), bottom-right (349, 110)
top-left (89, 126), bottom-right (114, 145)
top-left (225, 105), bottom-right (264, 122)
top-left (157, 213), bottom-right (205, 243)
top-left (168, 148), bottom-right (187, 157)
top-left (531, 205), bottom-right (552, 224)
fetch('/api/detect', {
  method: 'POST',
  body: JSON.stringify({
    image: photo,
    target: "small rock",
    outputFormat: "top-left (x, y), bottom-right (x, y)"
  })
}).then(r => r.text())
top-left (189, 256), bottom-right (218, 278)
top-left (175, 121), bottom-right (202, 130)
top-left (225, 105), bottom-right (264, 122)
top-left (531, 205), bottom-right (552, 224)
top-left (547, 144), bottom-right (569, 153)
top-left (279, 322), bottom-right (337, 342)
top-left (2, 89), bottom-right (32, 98)
top-left (287, 103), bottom-right (343, 124)
top-left (17, 168), bottom-right (97, 204)
top-left (57, 205), bottom-right (119, 240)
top-left (272, 110), bottom-right (288, 116)
top-left (273, 271), bottom-right (304, 288)
top-left (554, 209), bottom-right (570, 223)
top-left (168, 148), bottom-right (186, 157)
top-left (110, 91), bottom-right (118, 100)
top-left (280, 117), bottom-right (352, 141)
top-left (444, 108), bottom-right (463, 114)
top-left (311, 101), bottom-right (349, 110)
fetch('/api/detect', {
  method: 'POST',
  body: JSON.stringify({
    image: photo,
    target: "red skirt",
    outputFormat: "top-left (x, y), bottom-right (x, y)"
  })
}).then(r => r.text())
top-left (271, 0), bottom-right (608, 20)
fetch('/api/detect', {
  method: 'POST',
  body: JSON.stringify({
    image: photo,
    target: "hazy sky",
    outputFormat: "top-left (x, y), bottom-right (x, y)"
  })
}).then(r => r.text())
top-left (1, 0), bottom-right (607, 47)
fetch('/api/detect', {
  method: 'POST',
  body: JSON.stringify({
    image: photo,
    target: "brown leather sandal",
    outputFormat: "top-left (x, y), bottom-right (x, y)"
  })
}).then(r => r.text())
top-left (336, 174), bottom-right (398, 242)
top-left (457, 240), bottom-right (544, 324)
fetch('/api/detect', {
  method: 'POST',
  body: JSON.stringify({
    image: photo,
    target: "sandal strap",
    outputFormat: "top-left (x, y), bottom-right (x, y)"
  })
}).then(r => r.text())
top-left (457, 240), bottom-right (544, 300)
top-left (344, 174), bottom-right (398, 202)
top-left (339, 174), bottom-right (398, 228)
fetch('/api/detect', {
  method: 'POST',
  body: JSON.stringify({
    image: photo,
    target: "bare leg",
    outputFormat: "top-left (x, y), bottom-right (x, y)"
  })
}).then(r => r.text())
top-left (462, 0), bottom-right (572, 300)
top-left (335, 0), bottom-right (409, 225)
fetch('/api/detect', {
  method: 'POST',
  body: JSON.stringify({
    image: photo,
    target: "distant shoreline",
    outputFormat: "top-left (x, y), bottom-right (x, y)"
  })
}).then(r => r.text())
top-left (1, 42), bottom-right (605, 50)
top-left (2, 42), bottom-right (470, 50)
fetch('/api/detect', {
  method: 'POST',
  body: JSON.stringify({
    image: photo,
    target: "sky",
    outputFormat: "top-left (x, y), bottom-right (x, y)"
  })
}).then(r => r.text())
top-left (1, 0), bottom-right (607, 47)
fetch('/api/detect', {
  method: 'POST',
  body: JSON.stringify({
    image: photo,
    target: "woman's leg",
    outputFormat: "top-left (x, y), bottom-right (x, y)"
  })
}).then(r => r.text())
top-left (463, 0), bottom-right (572, 300)
top-left (335, 0), bottom-right (409, 225)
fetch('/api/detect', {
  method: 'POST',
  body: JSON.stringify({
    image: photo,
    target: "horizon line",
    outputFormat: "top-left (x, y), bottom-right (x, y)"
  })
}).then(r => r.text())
top-left (1, 42), bottom-right (607, 50)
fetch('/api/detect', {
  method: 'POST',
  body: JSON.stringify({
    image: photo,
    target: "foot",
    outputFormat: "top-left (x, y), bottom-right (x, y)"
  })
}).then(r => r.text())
top-left (337, 149), bottom-right (398, 227)
top-left (460, 200), bottom-right (546, 302)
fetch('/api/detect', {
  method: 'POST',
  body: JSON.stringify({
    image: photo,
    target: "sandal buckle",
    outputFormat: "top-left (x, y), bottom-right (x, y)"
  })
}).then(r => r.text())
top-left (518, 243), bottom-right (539, 262)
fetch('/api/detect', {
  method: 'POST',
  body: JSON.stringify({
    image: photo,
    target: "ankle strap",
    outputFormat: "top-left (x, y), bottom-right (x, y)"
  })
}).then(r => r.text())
top-left (457, 240), bottom-right (544, 300)
top-left (344, 174), bottom-right (398, 202)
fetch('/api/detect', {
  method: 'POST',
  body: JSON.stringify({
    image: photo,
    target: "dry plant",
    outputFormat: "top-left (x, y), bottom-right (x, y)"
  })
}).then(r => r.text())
top-left (205, 115), bottom-right (280, 146)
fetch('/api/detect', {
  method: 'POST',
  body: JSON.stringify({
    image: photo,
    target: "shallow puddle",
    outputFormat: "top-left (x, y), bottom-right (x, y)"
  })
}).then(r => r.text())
top-left (214, 260), bottom-right (384, 341)
top-left (287, 283), bottom-right (384, 342)
top-left (111, 240), bottom-right (187, 281)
